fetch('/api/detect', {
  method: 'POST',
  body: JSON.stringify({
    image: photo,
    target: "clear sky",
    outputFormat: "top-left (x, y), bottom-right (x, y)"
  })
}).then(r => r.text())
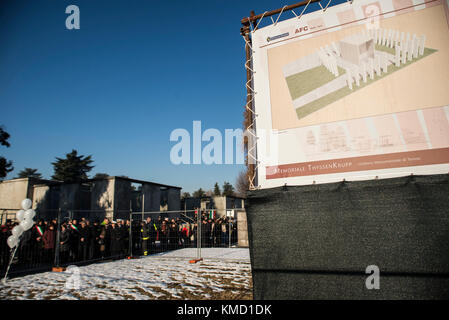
top-left (0, 0), bottom-right (346, 193)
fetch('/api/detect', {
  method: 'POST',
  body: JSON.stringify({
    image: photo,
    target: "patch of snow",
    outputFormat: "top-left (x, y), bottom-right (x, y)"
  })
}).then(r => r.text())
top-left (0, 248), bottom-right (252, 300)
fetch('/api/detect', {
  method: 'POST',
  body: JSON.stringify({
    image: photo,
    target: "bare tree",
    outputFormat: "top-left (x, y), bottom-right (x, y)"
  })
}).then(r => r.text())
top-left (235, 170), bottom-right (249, 198)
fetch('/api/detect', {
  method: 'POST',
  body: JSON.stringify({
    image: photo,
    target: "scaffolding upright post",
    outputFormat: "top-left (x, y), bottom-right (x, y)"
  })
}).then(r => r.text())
top-left (54, 208), bottom-right (62, 268)
top-left (141, 193), bottom-right (145, 221)
top-left (197, 208), bottom-right (201, 260)
top-left (129, 201), bottom-right (133, 257)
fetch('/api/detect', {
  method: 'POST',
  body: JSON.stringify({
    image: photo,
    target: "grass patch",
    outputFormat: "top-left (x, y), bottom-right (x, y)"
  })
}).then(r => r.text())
top-left (296, 47), bottom-right (437, 120)
top-left (286, 65), bottom-right (346, 100)
top-left (375, 43), bottom-right (395, 55)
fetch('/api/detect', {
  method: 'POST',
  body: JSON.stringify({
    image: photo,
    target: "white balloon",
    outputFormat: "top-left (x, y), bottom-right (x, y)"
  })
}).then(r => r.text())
top-left (7, 235), bottom-right (18, 249)
top-left (21, 198), bottom-right (32, 210)
top-left (24, 209), bottom-right (36, 220)
top-left (20, 218), bottom-right (33, 231)
top-left (12, 225), bottom-right (24, 237)
top-left (16, 209), bottom-right (25, 221)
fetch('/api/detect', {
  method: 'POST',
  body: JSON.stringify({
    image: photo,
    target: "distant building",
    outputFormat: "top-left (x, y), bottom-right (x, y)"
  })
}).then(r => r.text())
top-left (0, 176), bottom-right (181, 221)
top-left (181, 195), bottom-right (245, 219)
top-left (182, 195), bottom-right (248, 247)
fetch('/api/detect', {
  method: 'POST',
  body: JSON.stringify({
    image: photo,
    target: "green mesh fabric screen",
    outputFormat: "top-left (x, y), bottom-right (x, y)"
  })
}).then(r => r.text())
top-left (246, 174), bottom-right (449, 299)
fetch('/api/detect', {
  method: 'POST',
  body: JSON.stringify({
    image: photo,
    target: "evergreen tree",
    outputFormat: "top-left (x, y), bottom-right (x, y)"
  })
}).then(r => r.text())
top-left (222, 182), bottom-right (235, 197)
top-left (213, 182), bottom-right (221, 196)
top-left (93, 173), bottom-right (109, 179)
top-left (193, 188), bottom-right (206, 198)
top-left (16, 168), bottom-right (42, 179)
top-left (0, 126), bottom-right (13, 179)
top-left (181, 192), bottom-right (191, 199)
top-left (51, 149), bottom-right (94, 183)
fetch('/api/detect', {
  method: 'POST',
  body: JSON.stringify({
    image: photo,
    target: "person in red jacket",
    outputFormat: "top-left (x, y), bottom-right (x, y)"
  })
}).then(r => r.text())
top-left (42, 224), bottom-right (56, 264)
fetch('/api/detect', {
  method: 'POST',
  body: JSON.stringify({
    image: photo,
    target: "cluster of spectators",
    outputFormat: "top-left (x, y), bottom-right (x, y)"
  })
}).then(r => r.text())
top-left (0, 211), bottom-right (238, 273)
top-left (1, 218), bottom-right (131, 271)
top-left (137, 214), bottom-right (237, 255)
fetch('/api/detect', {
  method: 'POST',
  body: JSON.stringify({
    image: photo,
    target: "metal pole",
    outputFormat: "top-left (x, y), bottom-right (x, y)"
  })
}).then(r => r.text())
top-left (141, 193), bottom-right (145, 221)
top-left (197, 208), bottom-right (201, 260)
top-left (129, 203), bottom-right (133, 257)
top-left (2, 244), bottom-right (20, 284)
top-left (229, 217), bottom-right (231, 248)
top-left (54, 208), bottom-right (61, 267)
top-left (240, 0), bottom-right (321, 26)
top-left (241, 23), bottom-right (257, 187)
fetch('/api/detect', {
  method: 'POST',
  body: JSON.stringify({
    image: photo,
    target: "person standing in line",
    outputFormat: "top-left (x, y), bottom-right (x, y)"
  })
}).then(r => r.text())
top-left (109, 221), bottom-right (122, 259)
top-left (78, 221), bottom-right (90, 262)
top-left (59, 224), bottom-right (71, 265)
top-left (69, 220), bottom-right (80, 262)
top-left (98, 224), bottom-right (107, 259)
top-left (32, 220), bottom-right (45, 265)
top-left (160, 220), bottom-right (168, 252)
top-left (140, 221), bottom-right (149, 256)
top-left (42, 224), bottom-right (56, 264)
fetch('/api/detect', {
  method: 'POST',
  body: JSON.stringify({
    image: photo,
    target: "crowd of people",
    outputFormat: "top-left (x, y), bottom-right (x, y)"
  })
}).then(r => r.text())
top-left (0, 211), bottom-right (238, 274)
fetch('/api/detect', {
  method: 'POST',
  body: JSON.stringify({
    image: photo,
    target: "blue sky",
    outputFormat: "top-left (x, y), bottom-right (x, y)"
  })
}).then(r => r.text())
top-left (0, 0), bottom-right (345, 193)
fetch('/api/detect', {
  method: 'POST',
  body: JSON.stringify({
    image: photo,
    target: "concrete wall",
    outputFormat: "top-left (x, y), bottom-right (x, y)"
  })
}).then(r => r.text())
top-left (59, 184), bottom-right (83, 210)
top-left (1, 177), bottom-right (181, 220)
top-left (91, 178), bottom-right (114, 213)
top-left (182, 197), bottom-right (201, 211)
top-left (0, 178), bottom-right (30, 209)
top-left (167, 188), bottom-right (180, 211)
top-left (113, 178), bottom-right (133, 213)
top-left (32, 185), bottom-right (51, 210)
top-left (212, 196), bottom-right (227, 218)
top-left (237, 210), bottom-right (249, 248)
top-left (143, 184), bottom-right (161, 212)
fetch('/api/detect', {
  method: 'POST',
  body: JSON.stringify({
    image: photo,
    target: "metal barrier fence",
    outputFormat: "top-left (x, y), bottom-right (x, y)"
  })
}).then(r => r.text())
top-left (128, 210), bottom-right (238, 258)
top-left (0, 208), bottom-right (239, 279)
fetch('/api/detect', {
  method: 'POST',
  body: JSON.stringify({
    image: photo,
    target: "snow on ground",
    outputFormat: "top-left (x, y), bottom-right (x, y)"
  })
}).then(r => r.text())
top-left (0, 248), bottom-right (252, 300)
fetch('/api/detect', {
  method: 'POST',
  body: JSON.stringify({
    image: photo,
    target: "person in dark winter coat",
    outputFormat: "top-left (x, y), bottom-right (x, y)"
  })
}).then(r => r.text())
top-left (119, 220), bottom-right (129, 256)
top-left (98, 225), bottom-right (107, 259)
top-left (32, 221), bottom-right (45, 264)
top-left (59, 224), bottom-right (71, 265)
top-left (86, 220), bottom-right (96, 260)
top-left (78, 221), bottom-right (91, 262)
top-left (109, 222), bottom-right (122, 258)
top-left (42, 224), bottom-right (56, 263)
top-left (140, 221), bottom-right (149, 256)
top-left (68, 220), bottom-right (80, 262)
top-left (0, 225), bottom-right (11, 271)
top-left (160, 221), bottom-right (168, 252)
top-left (169, 222), bottom-right (180, 250)
top-left (92, 221), bottom-right (101, 259)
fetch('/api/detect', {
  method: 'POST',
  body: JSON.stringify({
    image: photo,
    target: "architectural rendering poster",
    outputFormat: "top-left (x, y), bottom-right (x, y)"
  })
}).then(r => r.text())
top-left (252, 0), bottom-right (449, 188)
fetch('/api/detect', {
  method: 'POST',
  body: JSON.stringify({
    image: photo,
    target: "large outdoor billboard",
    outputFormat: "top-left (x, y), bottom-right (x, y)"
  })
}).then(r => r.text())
top-left (251, 0), bottom-right (449, 189)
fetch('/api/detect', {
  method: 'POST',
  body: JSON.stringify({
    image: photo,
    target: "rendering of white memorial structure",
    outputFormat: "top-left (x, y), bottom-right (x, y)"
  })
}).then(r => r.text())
top-left (283, 28), bottom-right (433, 120)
